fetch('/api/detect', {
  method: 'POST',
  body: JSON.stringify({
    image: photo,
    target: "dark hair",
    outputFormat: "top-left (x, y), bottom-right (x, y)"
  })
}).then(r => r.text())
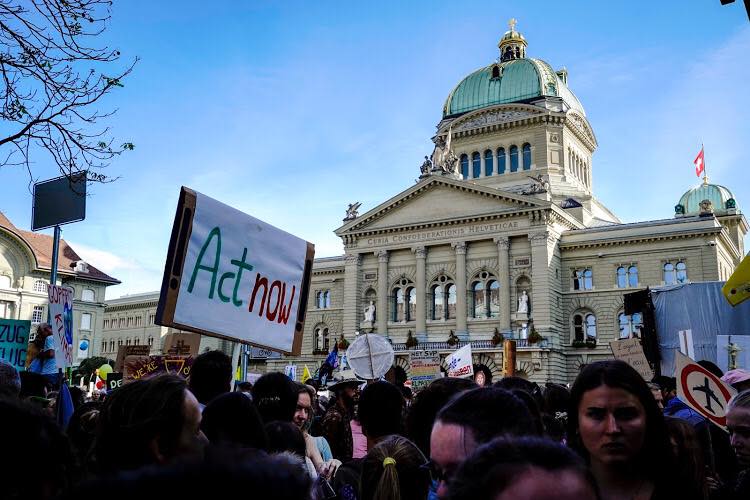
top-left (446, 436), bottom-right (596, 500)
top-left (67, 401), bottom-right (103, 471)
top-left (665, 416), bottom-right (708, 498)
top-left (360, 435), bottom-right (430, 500)
top-left (252, 372), bottom-right (298, 423)
top-left (697, 360), bottom-right (723, 378)
top-left (19, 370), bottom-right (48, 399)
top-left (359, 381), bottom-right (404, 440)
top-left (264, 420), bottom-right (306, 458)
top-left (567, 361), bottom-right (673, 480)
top-left (493, 377), bottom-right (544, 408)
top-left (437, 387), bottom-right (536, 444)
top-left (510, 389), bottom-right (544, 435)
top-left (405, 377), bottom-right (476, 456)
top-left (94, 375), bottom-right (189, 473)
top-left (236, 381), bottom-right (253, 392)
top-left (188, 350), bottom-right (232, 405)
top-left (651, 375), bottom-right (676, 393)
top-left (201, 392), bottom-right (268, 451)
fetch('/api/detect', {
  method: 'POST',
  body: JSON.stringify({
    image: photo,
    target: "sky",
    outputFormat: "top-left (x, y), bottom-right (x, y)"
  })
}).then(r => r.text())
top-left (1, 1), bottom-right (749, 299)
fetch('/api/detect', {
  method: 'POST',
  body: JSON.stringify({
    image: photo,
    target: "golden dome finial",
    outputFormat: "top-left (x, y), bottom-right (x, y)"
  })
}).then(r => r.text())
top-left (508, 18), bottom-right (518, 32)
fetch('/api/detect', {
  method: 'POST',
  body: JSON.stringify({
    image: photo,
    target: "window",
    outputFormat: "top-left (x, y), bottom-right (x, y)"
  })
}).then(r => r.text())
top-left (315, 327), bottom-right (330, 352)
top-left (497, 148), bottom-right (506, 174)
top-left (127, 317), bottom-right (133, 327)
top-left (109, 340), bottom-right (115, 352)
top-left (32, 305), bottom-right (44, 324)
top-left (573, 268), bottom-right (593, 290)
top-left (125, 338), bottom-right (131, 346)
top-left (472, 152), bottom-right (481, 178)
top-left (33, 280), bottom-right (47, 293)
top-left (447, 284), bottom-right (457, 319)
top-left (135, 316), bottom-right (142, 326)
top-left (616, 265), bottom-right (639, 288)
top-left (101, 341), bottom-right (106, 353)
top-left (118, 317), bottom-right (125, 328)
top-left (81, 288), bottom-right (95, 302)
top-left (407, 287), bottom-right (416, 322)
top-left (618, 312), bottom-right (644, 339)
top-left (148, 336), bottom-right (154, 347)
top-left (664, 262), bottom-right (686, 284)
top-left (484, 149), bottom-right (493, 176)
top-left (628, 266), bottom-right (639, 287)
top-left (471, 281), bottom-right (484, 318)
top-left (509, 145), bottom-right (519, 172)
top-left (470, 271), bottom-right (500, 318)
top-left (573, 311), bottom-right (597, 342)
top-left (316, 290), bottom-right (331, 309)
top-left (460, 154), bottom-right (469, 179)
top-left (80, 312), bottom-right (92, 330)
top-left (430, 275), bottom-right (456, 320)
top-left (391, 278), bottom-right (415, 322)
top-left (431, 285), bottom-right (444, 320)
top-left (149, 314), bottom-right (156, 325)
top-left (676, 262), bottom-right (688, 283)
top-left (103, 319), bottom-right (108, 329)
top-left (0, 301), bottom-right (10, 318)
top-left (324, 290), bottom-right (331, 308)
top-left (0, 275), bottom-right (11, 288)
top-left (522, 143), bottom-right (531, 170)
top-left (134, 337), bottom-right (140, 345)
top-left (616, 266), bottom-right (627, 288)
top-left (117, 338), bottom-right (123, 347)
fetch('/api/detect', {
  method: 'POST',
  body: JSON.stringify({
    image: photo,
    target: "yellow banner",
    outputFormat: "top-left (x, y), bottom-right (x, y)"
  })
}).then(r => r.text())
top-left (723, 254), bottom-right (750, 307)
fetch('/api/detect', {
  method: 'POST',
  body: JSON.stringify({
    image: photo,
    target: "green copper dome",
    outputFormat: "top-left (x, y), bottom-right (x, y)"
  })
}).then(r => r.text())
top-left (442, 58), bottom-right (585, 118)
top-left (676, 181), bottom-right (737, 216)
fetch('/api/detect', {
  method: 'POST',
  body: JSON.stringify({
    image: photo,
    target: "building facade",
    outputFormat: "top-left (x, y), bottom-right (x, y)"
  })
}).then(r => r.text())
top-left (264, 22), bottom-right (747, 384)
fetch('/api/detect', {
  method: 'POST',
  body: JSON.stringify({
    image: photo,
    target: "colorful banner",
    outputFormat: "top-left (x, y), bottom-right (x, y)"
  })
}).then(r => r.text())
top-left (48, 285), bottom-right (73, 369)
top-left (446, 344), bottom-right (474, 378)
top-left (123, 355), bottom-right (194, 381)
top-left (0, 319), bottom-right (29, 371)
top-left (409, 350), bottom-right (441, 391)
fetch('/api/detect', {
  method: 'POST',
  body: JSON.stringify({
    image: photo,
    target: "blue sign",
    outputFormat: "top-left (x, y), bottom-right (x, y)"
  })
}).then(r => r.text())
top-left (0, 319), bottom-right (30, 371)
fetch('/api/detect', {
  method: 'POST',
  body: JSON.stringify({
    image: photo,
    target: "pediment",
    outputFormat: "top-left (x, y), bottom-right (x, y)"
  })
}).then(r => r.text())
top-left (337, 176), bottom-right (547, 235)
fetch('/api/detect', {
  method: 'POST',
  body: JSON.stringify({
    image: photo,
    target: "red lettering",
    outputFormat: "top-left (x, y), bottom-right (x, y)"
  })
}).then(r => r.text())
top-left (248, 274), bottom-right (268, 317)
top-left (277, 284), bottom-right (295, 325)
top-left (266, 280), bottom-right (282, 321)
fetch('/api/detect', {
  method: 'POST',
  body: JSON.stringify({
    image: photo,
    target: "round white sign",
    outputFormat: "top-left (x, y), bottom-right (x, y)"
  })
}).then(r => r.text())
top-left (346, 334), bottom-right (394, 380)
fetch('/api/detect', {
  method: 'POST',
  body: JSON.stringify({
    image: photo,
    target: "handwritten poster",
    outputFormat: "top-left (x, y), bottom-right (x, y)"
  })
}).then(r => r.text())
top-left (0, 319), bottom-right (29, 370)
top-left (609, 338), bottom-right (653, 381)
top-left (409, 350), bottom-right (441, 391)
top-left (446, 344), bottom-right (474, 378)
top-left (48, 285), bottom-right (73, 369)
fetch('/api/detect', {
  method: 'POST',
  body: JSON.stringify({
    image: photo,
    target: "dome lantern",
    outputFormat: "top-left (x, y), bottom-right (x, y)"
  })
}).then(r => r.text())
top-left (498, 18), bottom-right (527, 62)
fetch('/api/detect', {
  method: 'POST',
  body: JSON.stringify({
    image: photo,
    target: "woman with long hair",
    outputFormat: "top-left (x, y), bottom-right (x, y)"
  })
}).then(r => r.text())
top-left (360, 435), bottom-right (431, 500)
top-left (567, 360), bottom-right (698, 500)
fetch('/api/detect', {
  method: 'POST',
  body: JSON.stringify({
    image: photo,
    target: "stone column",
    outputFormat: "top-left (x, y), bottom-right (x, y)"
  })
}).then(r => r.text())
top-left (494, 236), bottom-right (511, 332)
top-left (343, 253), bottom-right (362, 336)
top-left (528, 231), bottom-right (551, 333)
top-left (376, 250), bottom-right (389, 336)
top-left (413, 246), bottom-right (427, 340)
top-left (453, 241), bottom-right (468, 339)
top-left (479, 152), bottom-right (485, 178)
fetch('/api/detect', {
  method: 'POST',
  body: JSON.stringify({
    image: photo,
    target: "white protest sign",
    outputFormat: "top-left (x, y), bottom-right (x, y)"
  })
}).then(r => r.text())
top-left (409, 350), bottom-right (441, 391)
top-left (157, 188), bottom-right (314, 355)
top-left (284, 364), bottom-right (297, 381)
top-left (678, 329), bottom-right (695, 359)
top-left (48, 284), bottom-right (74, 369)
top-left (446, 344), bottom-right (474, 378)
top-left (609, 338), bottom-right (653, 381)
top-left (675, 351), bottom-right (736, 431)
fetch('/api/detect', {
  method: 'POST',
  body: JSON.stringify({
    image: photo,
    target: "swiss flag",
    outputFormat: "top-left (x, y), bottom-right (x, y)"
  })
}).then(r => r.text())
top-left (694, 147), bottom-right (705, 177)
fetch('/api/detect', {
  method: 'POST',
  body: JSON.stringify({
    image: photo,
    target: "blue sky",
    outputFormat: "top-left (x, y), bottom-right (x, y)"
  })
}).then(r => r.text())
top-left (1, 1), bottom-right (748, 299)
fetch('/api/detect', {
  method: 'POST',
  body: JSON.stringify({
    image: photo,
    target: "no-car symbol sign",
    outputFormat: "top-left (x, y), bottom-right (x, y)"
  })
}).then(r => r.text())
top-left (675, 351), bottom-right (736, 430)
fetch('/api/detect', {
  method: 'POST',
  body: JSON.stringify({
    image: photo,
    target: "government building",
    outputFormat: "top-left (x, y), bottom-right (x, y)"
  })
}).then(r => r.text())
top-left (257, 21), bottom-right (747, 384)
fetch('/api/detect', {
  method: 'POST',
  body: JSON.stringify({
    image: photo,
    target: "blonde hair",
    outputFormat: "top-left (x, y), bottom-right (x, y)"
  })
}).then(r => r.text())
top-left (728, 389), bottom-right (750, 412)
top-left (360, 435), bottom-right (430, 500)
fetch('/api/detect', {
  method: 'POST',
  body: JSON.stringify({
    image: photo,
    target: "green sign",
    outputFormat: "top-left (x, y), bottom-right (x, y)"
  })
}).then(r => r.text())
top-left (0, 319), bottom-right (30, 371)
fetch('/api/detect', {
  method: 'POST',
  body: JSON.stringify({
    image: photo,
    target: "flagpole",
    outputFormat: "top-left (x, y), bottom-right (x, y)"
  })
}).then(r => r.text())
top-left (702, 142), bottom-right (708, 185)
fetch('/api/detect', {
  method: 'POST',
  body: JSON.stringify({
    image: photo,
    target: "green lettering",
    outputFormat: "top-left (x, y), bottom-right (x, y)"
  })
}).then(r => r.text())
top-left (187, 227), bottom-right (222, 298)
top-left (231, 247), bottom-right (254, 306)
top-left (218, 272), bottom-right (235, 303)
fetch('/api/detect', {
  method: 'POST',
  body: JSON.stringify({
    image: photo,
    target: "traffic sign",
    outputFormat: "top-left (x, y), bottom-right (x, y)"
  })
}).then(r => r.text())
top-left (675, 351), bottom-right (736, 430)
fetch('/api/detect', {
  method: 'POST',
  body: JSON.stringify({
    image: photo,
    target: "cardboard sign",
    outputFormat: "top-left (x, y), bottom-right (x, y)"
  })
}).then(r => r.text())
top-left (446, 344), bottom-right (474, 378)
top-left (156, 187), bottom-right (314, 355)
top-left (678, 329), bottom-right (695, 360)
top-left (675, 351), bottom-right (736, 430)
top-left (723, 253), bottom-right (750, 307)
top-left (610, 338), bottom-right (654, 381)
top-left (123, 355), bottom-right (193, 381)
top-left (409, 350), bottom-right (441, 391)
top-left (115, 344), bottom-right (151, 372)
top-left (48, 284), bottom-right (73, 369)
top-left (0, 319), bottom-right (30, 370)
top-left (107, 372), bottom-right (123, 391)
top-left (161, 332), bottom-right (200, 356)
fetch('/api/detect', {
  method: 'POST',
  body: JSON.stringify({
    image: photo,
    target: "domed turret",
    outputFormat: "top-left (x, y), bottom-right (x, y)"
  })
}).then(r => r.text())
top-left (499, 18), bottom-right (527, 62)
top-left (675, 179), bottom-right (738, 217)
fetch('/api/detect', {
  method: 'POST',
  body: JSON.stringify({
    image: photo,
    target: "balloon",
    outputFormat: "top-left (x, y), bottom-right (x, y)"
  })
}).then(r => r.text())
top-left (95, 379), bottom-right (105, 390)
top-left (98, 363), bottom-right (113, 380)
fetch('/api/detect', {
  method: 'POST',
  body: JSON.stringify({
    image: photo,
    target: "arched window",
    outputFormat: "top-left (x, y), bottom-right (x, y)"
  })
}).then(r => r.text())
top-left (430, 275), bottom-right (457, 320)
top-left (573, 311), bottom-right (596, 343)
top-left (573, 268), bottom-right (593, 290)
top-left (471, 281), bottom-right (485, 318)
top-left (82, 288), bottom-right (95, 302)
top-left (134, 337), bottom-right (140, 345)
top-left (407, 287), bottom-right (416, 321)
top-left (391, 278), bottom-right (414, 322)
top-left (101, 341), bottom-right (106, 353)
top-left (109, 340), bottom-right (115, 351)
top-left (324, 290), bottom-right (331, 308)
top-left (676, 262), bottom-right (688, 283)
top-left (616, 267), bottom-right (627, 288)
top-left (573, 314), bottom-right (584, 342)
top-left (148, 336), bottom-right (154, 347)
top-left (484, 149), bottom-right (494, 176)
top-left (472, 152), bottom-right (481, 178)
top-left (618, 312), bottom-right (643, 339)
top-left (488, 280), bottom-right (500, 317)
top-left (510, 145), bottom-right (519, 172)
top-left (628, 266), bottom-right (639, 287)
top-left (497, 148), bottom-right (506, 174)
top-left (460, 154), bottom-right (469, 179)
top-left (446, 284), bottom-right (457, 319)
top-left (125, 338), bottom-right (131, 346)
top-left (393, 288), bottom-right (404, 322)
top-left (663, 263), bottom-right (676, 284)
top-left (431, 284), bottom-right (444, 320)
top-left (470, 271), bottom-right (500, 318)
top-left (315, 327), bottom-right (330, 352)
top-left (117, 338), bottom-right (123, 347)
top-left (522, 143), bottom-right (531, 170)
top-left (316, 291), bottom-right (322, 308)
top-left (586, 314), bottom-right (597, 339)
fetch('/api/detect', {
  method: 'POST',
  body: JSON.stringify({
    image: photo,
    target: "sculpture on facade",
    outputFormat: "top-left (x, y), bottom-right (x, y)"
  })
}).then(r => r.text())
top-left (363, 301), bottom-right (376, 322)
top-left (420, 155), bottom-right (433, 175)
top-left (699, 199), bottom-right (714, 215)
top-left (517, 290), bottom-right (529, 314)
top-left (429, 130), bottom-right (459, 175)
top-left (344, 202), bottom-right (362, 221)
top-left (522, 175), bottom-right (550, 195)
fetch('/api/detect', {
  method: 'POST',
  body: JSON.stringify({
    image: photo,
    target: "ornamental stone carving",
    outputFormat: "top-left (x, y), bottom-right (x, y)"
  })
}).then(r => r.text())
top-left (413, 246), bottom-right (427, 259)
top-left (454, 109), bottom-right (537, 133)
top-left (494, 236), bottom-right (510, 250)
top-left (452, 241), bottom-right (467, 254)
top-left (376, 250), bottom-right (389, 263)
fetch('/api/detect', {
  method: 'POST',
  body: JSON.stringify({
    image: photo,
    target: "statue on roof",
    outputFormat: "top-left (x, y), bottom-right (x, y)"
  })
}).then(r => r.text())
top-left (430, 128), bottom-right (459, 176)
top-left (344, 202), bottom-right (361, 221)
top-left (420, 155), bottom-right (433, 176)
top-left (522, 174), bottom-right (550, 195)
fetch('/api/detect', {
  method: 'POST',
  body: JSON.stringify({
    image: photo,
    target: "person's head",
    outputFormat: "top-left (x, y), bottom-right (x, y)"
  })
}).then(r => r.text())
top-left (36, 322), bottom-right (52, 338)
top-left (430, 387), bottom-right (535, 498)
top-left (360, 435), bottom-right (431, 500)
top-left (236, 381), bottom-right (253, 394)
top-left (446, 436), bottom-right (598, 500)
top-left (727, 389), bottom-right (750, 468)
top-left (568, 361), bottom-right (671, 477)
top-left (293, 383), bottom-right (316, 430)
top-left (697, 360), bottom-right (723, 378)
top-left (252, 372), bottom-right (298, 423)
top-left (188, 350), bottom-right (233, 406)
top-left (201, 392), bottom-right (268, 451)
top-left (359, 381), bottom-right (404, 442)
top-left (646, 382), bottom-right (664, 410)
top-left (67, 401), bottom-right (102, 469)
top-left (405, 377), bottom-right (476, 457)
top-left (722, 369), bottom-right (750, 393)
top-left (665, 416), bottom-right (707, 497)
top-left (95, 375), bottom-right (208, 473)
top-left (0, 359), bottom-right (21, 399)
top-left (651, 375), bottom-right (676, 403)
top-left (264, 420), bottom-right (306, 458)
top-left (19, 370), bottom-right (48, 400)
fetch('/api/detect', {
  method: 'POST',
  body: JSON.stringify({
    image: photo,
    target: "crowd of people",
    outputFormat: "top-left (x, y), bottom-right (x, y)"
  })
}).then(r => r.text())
top-left (2, 343), bottom-right (750, 500)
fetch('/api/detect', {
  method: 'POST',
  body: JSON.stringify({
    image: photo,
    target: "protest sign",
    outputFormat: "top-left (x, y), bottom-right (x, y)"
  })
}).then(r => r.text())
top-left (409, 350), bottom-right (441, 391)
top-left (675, 351), bottom-right (736, 430)
top-left (723, 253), bottom-right (750, 307)
top-left (677, 329), bottom-right (695, 360)
top-left (157, 187), bottom-right (314, 355)
top-left (284, 364), bottom-right (297, 381)
top-left (446, 344), bottom-right (474, 378)
top-left (0, 319), bottom-right (29, 370)
top-left (107, 372), bottom-right (123, 391)
top-left (161, 332), bottom-right (200, 356)
top-left (609, 338), bottom-right (654, 381)
top-left (115, 344), bottom-right (151, 372)
top-left (48, 284), bottom-right (73, 369)
top-left (123, 355), bottom-right (193, 381)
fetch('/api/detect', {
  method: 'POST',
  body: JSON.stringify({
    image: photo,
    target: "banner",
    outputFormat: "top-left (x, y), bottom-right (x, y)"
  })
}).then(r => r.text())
top-left (123, 355), bottom-right (193, 381)
top-left (157, 188), bottom-right (314, 355)
top-left (609, 338), bottom-right (653, 381)
top-left (48, 285), bottom-right (73, 369)
top-left (0, 319), bottom-right (29, 371)
top-left (409, 350), bottom-right (441, 391)
top-left (675, 351), bottom-right (736, 430)
top-left (107, 372), bottom-right (124, 391)
top-left (446, 344), bottom-right (474, 378)
top-left (284, 364), bottom-right (297, 381)
top-left (115, 345), bottom-right (151, 372)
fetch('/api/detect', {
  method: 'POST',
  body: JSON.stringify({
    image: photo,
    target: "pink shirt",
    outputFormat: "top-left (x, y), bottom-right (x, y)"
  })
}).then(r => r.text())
top-left (350, 419), bottom-right (367, 459)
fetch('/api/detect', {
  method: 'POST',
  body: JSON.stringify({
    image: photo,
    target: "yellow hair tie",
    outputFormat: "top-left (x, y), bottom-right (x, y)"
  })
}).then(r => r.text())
top-left (383, 457), bottom-right (396, 467)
